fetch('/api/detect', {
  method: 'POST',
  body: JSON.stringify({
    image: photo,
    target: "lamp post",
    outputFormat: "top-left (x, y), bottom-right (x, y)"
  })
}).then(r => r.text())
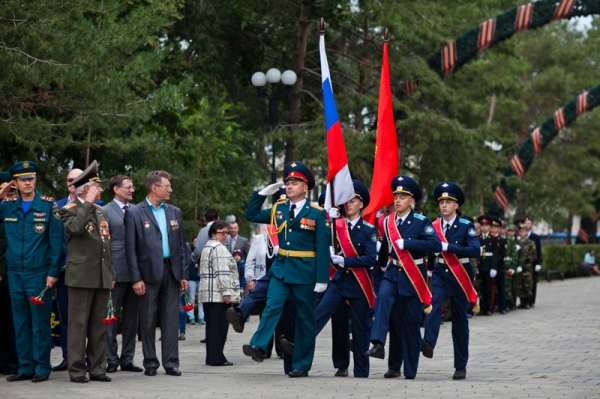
top-left (251, 68), bottom-right (297, 189)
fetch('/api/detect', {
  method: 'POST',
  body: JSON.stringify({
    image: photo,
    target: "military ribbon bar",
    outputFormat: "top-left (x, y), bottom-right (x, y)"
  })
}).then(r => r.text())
top-left (432, 218), bottom-right (479, 309)
top-left (334, 219), bottom-right (376, 309)
top-left (385, 215), bottom-right (432, 311)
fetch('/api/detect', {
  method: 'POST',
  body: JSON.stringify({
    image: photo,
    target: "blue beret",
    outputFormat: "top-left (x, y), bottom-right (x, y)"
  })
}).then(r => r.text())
top-left (283, 161), bottom-right (315, 190)
top-left (433, 181), bottom-right (465, 206)
top-left (9, 161), bottom-right (37, 179)
top-left (391, 175), bottom-right (422, 202)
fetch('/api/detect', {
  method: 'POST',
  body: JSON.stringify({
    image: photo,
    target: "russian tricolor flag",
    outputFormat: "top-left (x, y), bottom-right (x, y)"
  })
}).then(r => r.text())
top-left (320, 33), bottom-right (354, 212)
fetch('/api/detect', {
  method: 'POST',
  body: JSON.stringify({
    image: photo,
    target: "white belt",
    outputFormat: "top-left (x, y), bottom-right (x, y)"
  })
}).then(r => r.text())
top-left (438, 257), bottom-right (469, 264)
top-left (389, 258), bottom-right (424, 266)
top-left (504, 257), bottom-right (512, 261)
top-left (483, 252), bottom-right (493, 257)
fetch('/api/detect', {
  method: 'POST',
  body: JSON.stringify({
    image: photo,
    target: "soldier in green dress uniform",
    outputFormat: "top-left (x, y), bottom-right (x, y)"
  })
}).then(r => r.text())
top-left (59, 161), bottom-right (115, 383)
top-left (0, 162), bottom-right (64, 383)
top-left (504, 224), bottom-right (519, 310)
top-left (515, 222), bottom-right (536, 309)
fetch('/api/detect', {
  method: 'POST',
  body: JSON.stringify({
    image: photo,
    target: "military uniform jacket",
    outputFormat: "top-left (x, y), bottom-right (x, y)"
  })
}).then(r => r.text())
top-left (517, 238), bottom-right (536, 271)
top-left (504, 238), bottom-right (518, 270)
top-left (0, 191), bottom-right (63, 277)
top-left (377, 210), bottom-right (442, 296)
top-left (433, 217), bottom-right (480, 296)
top-left (60, 200), bottom-right (115, 289)
top-left (331, 217), bottom-right (377, 299)
top-left (478, 233), bottom-right (499, 272)
top-left (527, 231), bottom-right (542, 266)
top-left (244, 191), bottom-right (330, 285)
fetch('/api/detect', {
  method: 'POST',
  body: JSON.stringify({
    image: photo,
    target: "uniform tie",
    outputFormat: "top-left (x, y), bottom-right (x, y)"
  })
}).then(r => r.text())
top-left (444, 223), bottom-right (450, 235)
top-left (347, 221), bottom-right (352, 231)
top-left (289, 204), bottom-right (296, 221)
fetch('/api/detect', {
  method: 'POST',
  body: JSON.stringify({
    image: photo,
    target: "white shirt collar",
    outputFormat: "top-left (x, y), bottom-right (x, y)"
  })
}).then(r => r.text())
top-left (395, 209), bottom-right (411, 224)
top-left (290, 198), bottom-right (306, 214)
top-left (113, 198), bottom-right (129, 211)
top-left (347, 216), bottom-right (360, 228)
top-left (77, 196), bottom-right (85, 204)
top-left (443, 215), bottom-right (457, 230)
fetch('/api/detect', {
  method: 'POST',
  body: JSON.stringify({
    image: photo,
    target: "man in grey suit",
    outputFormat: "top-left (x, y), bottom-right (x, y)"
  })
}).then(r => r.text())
top-left (191, 209), bottom-right (220, 264)
top-left (104, 175), bottom-right (143, 373)
top-left (227, 222), bottom-right (250, 260)
top-left (125, 171), bottom-right (189, 377)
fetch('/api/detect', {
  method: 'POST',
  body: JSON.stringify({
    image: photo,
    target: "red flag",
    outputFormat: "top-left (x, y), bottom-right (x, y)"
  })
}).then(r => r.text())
top-left (363, 37), bottom-right (398, 224)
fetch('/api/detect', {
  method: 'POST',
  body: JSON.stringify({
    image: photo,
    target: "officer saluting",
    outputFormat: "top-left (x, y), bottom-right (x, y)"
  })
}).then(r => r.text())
top-left (364, 175), bottom-right (441, 380)
top-left (476, 215), bottom-right (499, 316)
top-left (0, 161), bottom-right (64, 383)
top-left (422, 182), bottom-right (480, 380)
top-left (242, 161), bottom-right (330, 378)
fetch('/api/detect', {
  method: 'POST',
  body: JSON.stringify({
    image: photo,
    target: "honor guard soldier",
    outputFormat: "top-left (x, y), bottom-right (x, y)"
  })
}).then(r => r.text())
top-left (364, 175), bottom-right (441, 380)
top-left (515, 221), bottom-right (536, 308)
top-left (0, 161), bottom-right (64, 383)
top-left (422, 182), bottom-right (480, 380)
top-left (492, 217), bottom-right (507, 314)
top-left (60, 161), bottom-right (116, 383)
top-left (524, 216), bottom-right (542, 307)
top-left (242, 161), bottom-right (330, 378)
top-left (476, 215), bottom-right (499, 316)
top-left (504, 224), bottom-right (519, 310)
top-left (280, 180), bottom-right (377, 378)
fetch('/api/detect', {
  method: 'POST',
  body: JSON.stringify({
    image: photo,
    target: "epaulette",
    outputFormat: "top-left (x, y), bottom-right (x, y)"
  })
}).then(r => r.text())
top-left (94, 204), bottom-right (103, 209)
top-left (41, 195), bottom-right (55, 202)
top-left (477, 232), bottom-right (482, 237)
top-left (362, 221), bottom-right (374, 228)
top-left (62, 202), bottom-right (77, 210)
top-left (310, 203), bottom-right (323, 210)
top-left (459, 218), bottom-right (471, 224)
top-left (491, 232), bottom-right (498, 237)
top-left (276, 197), bottom-right (289, 204)
top-left (413, 213), bottom-right (426, 220)
top-left (3, 196), bottom-right (18, 202)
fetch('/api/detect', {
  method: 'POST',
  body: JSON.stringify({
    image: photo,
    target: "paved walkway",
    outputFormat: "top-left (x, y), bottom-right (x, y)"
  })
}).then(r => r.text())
top-left (1, 276), bottom-right (599, 398)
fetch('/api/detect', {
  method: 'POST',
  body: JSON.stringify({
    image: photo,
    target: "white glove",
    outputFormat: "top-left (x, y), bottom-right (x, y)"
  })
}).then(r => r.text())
top-left (490, 269), bottom-right (497, 278)
top-left (380, 266), bottom-right (387, 272)
top-left (427, 270), bottom-right (433, 278)
top-left (516, 244), bottom-right (521, 251)
top-left (535, 264), bottom-right (542, 272)
top-left (507, 268), bottom-right (515, 276)
top-left (329, 208), bottom-right (340, 219)
top-left (516, 266), bottom-right (523, 273)
top-left (273, 245), bottom-right (279, 254)
top-left (480, 247), bottom-right (483, 256)
top-left (314, 283), bottom-right (328, 293)
top-left (330, 255), bottom-right (344, 267)
top-left (394, 239), bottom-right (404, 249)
top-left (442, 242), bottom-right (448, 252)
top-left (376, 241), bottom-right (382, 253)
top-left (258, 181), bottom-right (284, 196)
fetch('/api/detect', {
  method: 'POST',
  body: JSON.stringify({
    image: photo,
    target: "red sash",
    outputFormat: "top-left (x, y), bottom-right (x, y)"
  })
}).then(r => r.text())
top-left (385, 214), bottom-right (432, 312)
top-left (334, 219), bottom-right (376, 309)
top-left (432, 218), bottom-right (479, 311)
top-left (266, 225), bottom-right (279, 248)
top-left (377, 215), bottom-right (385, 239)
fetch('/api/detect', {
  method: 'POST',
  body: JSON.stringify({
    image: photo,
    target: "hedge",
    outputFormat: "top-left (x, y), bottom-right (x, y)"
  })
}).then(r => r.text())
top-left (542, 244), bottom-right (600, 278)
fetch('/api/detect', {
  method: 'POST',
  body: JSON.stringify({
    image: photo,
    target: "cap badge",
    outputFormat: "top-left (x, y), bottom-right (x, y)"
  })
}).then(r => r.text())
top-left (398, 186), bottom-right (403, 190)
top-left (291, 162), bottom-right (297, 167)
top-left (23, 161), bottom-right (30, 169)
top-left (442, 183), bottom-right (449, 187)
top-left (442, 192), bottom-right (448, 197)
top-left (397, 177), bottom-right (403, 181)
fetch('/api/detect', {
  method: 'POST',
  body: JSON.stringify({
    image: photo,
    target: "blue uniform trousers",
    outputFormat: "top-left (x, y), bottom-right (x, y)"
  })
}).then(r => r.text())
top-left (238, 279), bottom-right (269, 320)
top-left (8, 272), bottom-right (53, 376)
top-left (370, 278), bottom-right (422, 378)
top-left (315, 288), bottom-right (369, 377)
top-left (424, 279), bottom-right (469, 369)
top-left (387, 297), bottom-right (404, 371)
top-left (250, 276), bottom-right (315, 371)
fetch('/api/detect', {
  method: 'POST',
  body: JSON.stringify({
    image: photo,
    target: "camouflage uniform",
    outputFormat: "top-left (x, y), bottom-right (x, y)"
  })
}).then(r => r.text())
top-left (503, 238), bottom-right (519, 309)
top-left (517, 238), bottom-right (536, 303)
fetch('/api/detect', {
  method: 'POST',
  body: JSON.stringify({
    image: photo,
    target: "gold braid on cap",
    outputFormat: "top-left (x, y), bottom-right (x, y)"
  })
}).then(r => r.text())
top-left (437, 194), bottom-right (457, 202)
top-left (12, 172), bottom-right (36, 178)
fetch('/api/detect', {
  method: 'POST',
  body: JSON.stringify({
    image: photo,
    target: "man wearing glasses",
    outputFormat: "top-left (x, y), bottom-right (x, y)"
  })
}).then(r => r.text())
top-left (103, 176), bottom-right (143, 373)
top-left (125, 171), bottom-right (189, 377)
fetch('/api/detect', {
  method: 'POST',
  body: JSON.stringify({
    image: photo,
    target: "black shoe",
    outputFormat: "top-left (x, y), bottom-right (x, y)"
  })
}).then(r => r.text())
top-left (6, 373), bottom-right (32, 382)
top-left (280, 337), bottom-right (294, 356)
top-left (384, 369), bottom-right (400, 378)
top-left (165, 367), bottom-right (181, 376)
top-left (334, 368), bottom-right (348, 377)
top-left (348, 339), bottom-right (353, 353)
top-left (242, 344), bottom-right (265, 363)
top-left (288, 369), bottom-right (308, 378)
top-left (52, 359), bottom-right (68, 372)
top-left (2, 368), bottom-right (18, 375)
top-left (71, 376), bottom-right (89, 383)
top-left (453, 368), bottom-right (466, 380)
top-left (500, 309), bottom-right (507, 315)
top-left (200, 339), bottom-right (207, 343)
top-left (31, 373), bottom-right (49, 383)
top-left (144, 368), bottom-right (157, 376)
top-left (524, 304), bottom-right (531, 309)
top-left (405, 376), bottom-right (415, 380)
top-left (121, 362), bottom-right (143, 372)
top-left (212, 361), bottom-right (233, 366)
top-left (226, 307), bottom-right (245, 333)
top-left (90, 374), bottom-right (111, 382)
top-left (106, 363), bottom-right (118, 373)
top-left (364, 343), bottom-right (385, 359)
top-left (421, 340), bottom-right (434, 359)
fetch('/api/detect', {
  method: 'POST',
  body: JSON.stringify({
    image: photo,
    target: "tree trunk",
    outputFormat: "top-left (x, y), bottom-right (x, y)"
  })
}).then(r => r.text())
top-left (516, 187), bottom-right (527, 220)
top-left (566, 211), bottom-right (573, 245)
top-left (285, 4), bottom-right (310, 165)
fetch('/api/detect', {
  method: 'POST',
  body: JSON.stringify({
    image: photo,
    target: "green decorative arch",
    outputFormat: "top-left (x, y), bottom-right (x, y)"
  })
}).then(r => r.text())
top-left (428, 0), bottom-right (600, 79)
top-left (488, 84), bottom-right (600, 215)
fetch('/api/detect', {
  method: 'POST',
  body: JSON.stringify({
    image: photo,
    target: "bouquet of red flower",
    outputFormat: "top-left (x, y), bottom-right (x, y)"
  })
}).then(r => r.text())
top-left (30, 286), bottom-right (50, 305)
top-left (103, 291), bottom-right (118, 325)
top-left (182, 291), bottom-right (194, 312)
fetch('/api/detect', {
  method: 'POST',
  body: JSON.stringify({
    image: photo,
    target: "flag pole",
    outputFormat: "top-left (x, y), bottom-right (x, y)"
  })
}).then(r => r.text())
top-left (321, 17), bottom-right (339, 253)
